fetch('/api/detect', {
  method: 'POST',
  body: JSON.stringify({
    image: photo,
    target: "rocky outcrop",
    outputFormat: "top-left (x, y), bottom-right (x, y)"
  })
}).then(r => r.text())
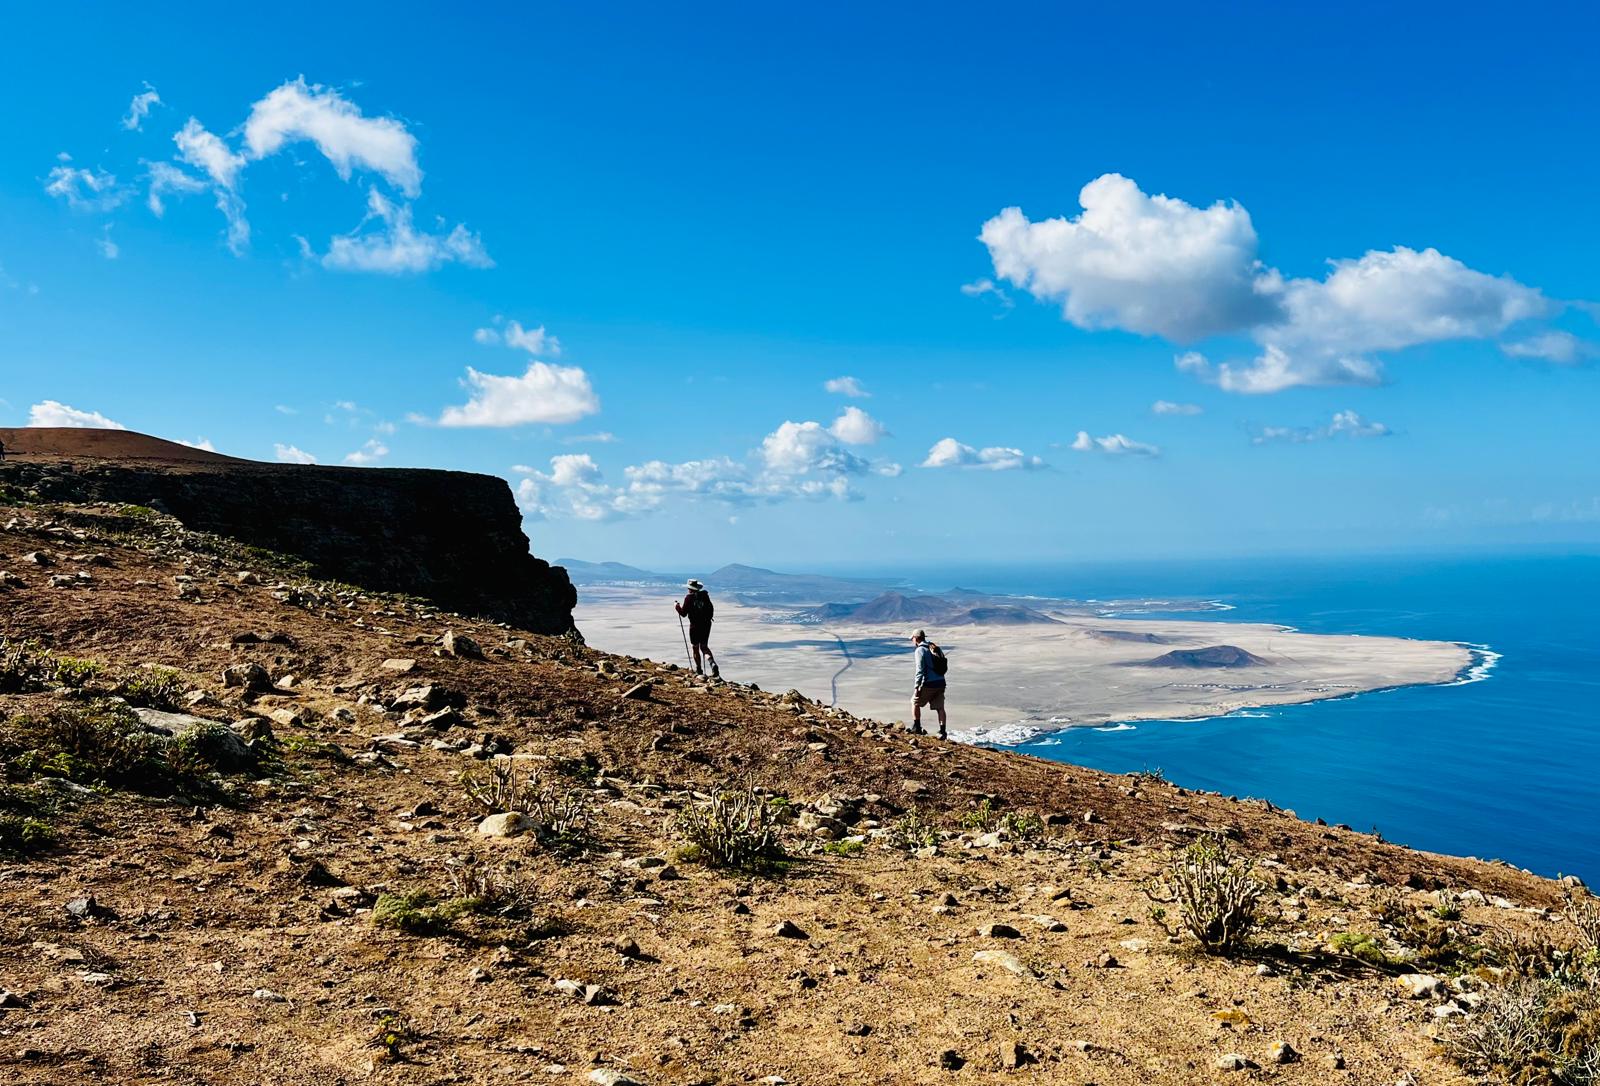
top-left (0, 428), bottom-right (577, 636)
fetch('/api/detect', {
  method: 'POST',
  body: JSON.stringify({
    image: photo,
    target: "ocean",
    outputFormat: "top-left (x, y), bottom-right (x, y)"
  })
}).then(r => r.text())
top-left (842, 550), bottom-right (1600, 883)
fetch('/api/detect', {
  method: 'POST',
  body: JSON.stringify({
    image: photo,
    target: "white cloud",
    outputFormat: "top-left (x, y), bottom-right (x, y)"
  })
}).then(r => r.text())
top-left (145, 162), bottom-right (207, 216)
top-left (1252, 409), bottom-right (1392, 445)
top-left (960, 277), bottom-right (1014, 313)
top-left (1502, 330), bottom-right (1597, 365)
top-left (321, 188), bottom-right (491, 274)
top-left (475, 319), bottom-right (561, 356)
top-left (1070, 431), bottom-right (1160, 456)
top-left (27, 401), bottom-right (126, 429)
top-left (172, 119), bottom-right (250, 252)
top-left (44, 165), bottom-right (126, 211)
top-left (177, 437), bottom-right (217, 452)
top-left (984, 174), bottom-right (1556, 392)
top-left (123, 84), bottom-right (161, 131)
top-left (981, 173), bottom-right (1276, 340)
top-left (828, 405), bottom-right (887, 446)
top-left (343, 438), bottom-right (390, 465)
top-left (243, 78), bottom-right (421, 195)
top-left (436, 360), bottom-right (599, 427)
top-left (561, 431), bottom-right (618, 445)
top-left (823, 375), bottom-right (870, 398)
top-left (97, 227), bottom-right (119, 260)
top-left (1152, 400), bottom-right (1202, 416)
top-left (274, 443), bottom-right (317, 464)
top-left (274, 404), bottom-right (298, 415)
top-left (174, 118), bottom-right (246, 189)
top-left (760, 420), bottom-right (871, 475)
top-left (920, 437), bottom-right (1045, 471)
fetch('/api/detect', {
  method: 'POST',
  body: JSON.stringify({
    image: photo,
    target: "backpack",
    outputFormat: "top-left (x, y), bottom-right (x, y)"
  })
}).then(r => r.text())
top-left (926, 643), bottom-right (949, 677)
top-left (686, 590), bottom-right (714, 623)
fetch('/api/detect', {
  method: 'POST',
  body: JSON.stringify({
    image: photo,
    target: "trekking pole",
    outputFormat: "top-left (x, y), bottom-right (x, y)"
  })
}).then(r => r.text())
top-left (678, 613), bottom-right (694, 668)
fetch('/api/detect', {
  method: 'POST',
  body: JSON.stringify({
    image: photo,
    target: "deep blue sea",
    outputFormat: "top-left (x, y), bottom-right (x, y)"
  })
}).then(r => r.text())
top-left (843, 551), bottom-right (1600, 882)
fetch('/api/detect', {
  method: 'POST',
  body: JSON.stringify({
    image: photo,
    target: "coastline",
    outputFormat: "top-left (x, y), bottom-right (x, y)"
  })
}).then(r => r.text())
top-left (573, 586), bottom-right (1476, 743)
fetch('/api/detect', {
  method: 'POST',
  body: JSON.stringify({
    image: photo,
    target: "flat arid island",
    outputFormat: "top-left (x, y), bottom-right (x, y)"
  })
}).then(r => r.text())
top-left (574, 575), bottom-right (1474, 741)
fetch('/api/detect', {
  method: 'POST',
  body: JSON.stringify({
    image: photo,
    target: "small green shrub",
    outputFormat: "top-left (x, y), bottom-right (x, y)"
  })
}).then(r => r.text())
top-left (675, 786), bottom-right (784, 873)
top-left (114, 666), bottom-right (185, 710)
top-left (1443, 976), bottom-right (1600, 1086)
top-left (0, 813), bottom-right (56, 855)
top-left (887, 807), bottom-right (939, 852)
top-left (1331, 930), bottom-right (1399, 966)
top-left (461, 763), bottom-right (591, 850)
top-left (372, 890), bottom-right (476, 935)
top-left (821, 839), bottom-right (863, 857)
top-left (1144, 835), bottom-right (1265, 955)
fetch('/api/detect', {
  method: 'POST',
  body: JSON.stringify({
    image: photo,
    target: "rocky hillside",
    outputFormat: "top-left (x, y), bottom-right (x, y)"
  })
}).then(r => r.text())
top-left (0, 429), bottom-right (577, 636)
top-left (0, 493), bottom-right (1595, 1086)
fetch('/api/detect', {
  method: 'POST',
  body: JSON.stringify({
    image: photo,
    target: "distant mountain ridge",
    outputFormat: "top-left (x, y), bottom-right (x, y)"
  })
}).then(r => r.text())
top-left (796, 590), bottom-right (1060, 627)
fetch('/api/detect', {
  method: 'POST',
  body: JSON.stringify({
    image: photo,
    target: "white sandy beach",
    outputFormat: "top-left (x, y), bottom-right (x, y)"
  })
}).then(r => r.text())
top-left (574, 586), bottom-right (1474, 742)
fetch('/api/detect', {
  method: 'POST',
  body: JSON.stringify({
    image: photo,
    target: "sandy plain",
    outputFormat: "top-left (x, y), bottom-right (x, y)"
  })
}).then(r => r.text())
top-left (574, 586), bottom-right (1475, 742)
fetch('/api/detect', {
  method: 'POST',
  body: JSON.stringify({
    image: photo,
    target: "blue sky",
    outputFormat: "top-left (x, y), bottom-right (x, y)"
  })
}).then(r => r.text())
top-left (2, 2), bottom-right (1597, 569)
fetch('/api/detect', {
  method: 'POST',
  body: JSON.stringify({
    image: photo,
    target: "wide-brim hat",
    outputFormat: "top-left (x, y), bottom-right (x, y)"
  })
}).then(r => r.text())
top-left (686, 579), bottom-right (704, 591)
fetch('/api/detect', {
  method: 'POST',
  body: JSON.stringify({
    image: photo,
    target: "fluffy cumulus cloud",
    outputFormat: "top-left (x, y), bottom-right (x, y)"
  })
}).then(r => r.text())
top-left (981, 173), bottom-right (1277, 341)
top-left (1070, 431), bottom-right (1160, 456)
top-left (1501, 331), bottom-right (1597, 365)
top-left (982, 174), bottom-right (1560, 392)
top-left (1252, 409), bottom-right (1392, 445)
top-left (274, 443), bottom-right (317, 464)
top-left (177, 437), bottom-right (217, 452)
top-left (343, 438), bottom-right (390, 465)
top-left (823, 375), bottom-right (869, 398)
top-left (436, 360), bottom-right (599, 427)
top-left (52, 77), bottom-right (483, 274)
top-left (515, 412), bottom-right (895, 521)
top-left (828, 406), bottom-right (888, 446)
top-left (322, 188), bottom-right (491, 274)
top-left (920, 438), bottom-right (1045, 471)
top-left (1152, 400), bottom-right (1202, 416)
top-left (27, 401), bottom-right (126, 429)
top-left (123, 84), bottom-right (160, 131)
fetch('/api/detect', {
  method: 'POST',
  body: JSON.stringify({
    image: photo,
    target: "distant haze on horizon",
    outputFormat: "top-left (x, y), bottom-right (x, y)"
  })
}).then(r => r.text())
top-left (3, 4), bottom-right (1597, 568)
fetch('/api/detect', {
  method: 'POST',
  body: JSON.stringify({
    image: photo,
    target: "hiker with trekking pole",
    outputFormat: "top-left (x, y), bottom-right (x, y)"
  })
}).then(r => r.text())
top-left (675, 578), bottom-right (720, 679)
top-left (910, 629), bottom-right (948, 739)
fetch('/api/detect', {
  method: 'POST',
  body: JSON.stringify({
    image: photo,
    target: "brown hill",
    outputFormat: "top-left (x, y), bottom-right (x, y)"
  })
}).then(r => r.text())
top-left (0, 426), bottom-right (244, 465)
top-left (1136, 644), bottom-right (1269, 668)
top-left (0, 495), bottom-right (1585, 1086)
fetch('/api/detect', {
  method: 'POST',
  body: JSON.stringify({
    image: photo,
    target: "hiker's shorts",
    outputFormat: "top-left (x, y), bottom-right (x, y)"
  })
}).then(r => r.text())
top-left (914, 683), bottom-right (946, 712)
top-left (688, 623), bottom-right (712, 647)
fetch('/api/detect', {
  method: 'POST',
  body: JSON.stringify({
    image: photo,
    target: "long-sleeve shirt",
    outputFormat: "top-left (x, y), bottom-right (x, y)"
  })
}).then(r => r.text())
top-left (914, 643), bottom-right (945, 688)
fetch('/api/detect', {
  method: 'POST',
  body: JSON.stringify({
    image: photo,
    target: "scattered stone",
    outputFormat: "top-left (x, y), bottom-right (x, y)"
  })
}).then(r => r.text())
top-left (21, 551), bottom-right (52, 566)
top-left (223, 663), bottom-right (271, 692)
top-left (252, 988), bottom-right (287, 1002)
top-left (614, 937), bottom-right (642, 959)
top-left (972, 950), bottom-right (1032, 977)
top-left (65, 896), bottom-right (111, 920)
top-left (1212, 1008), bottom-right (1251, 1028)
top-left (1397, 973), bottom-right (1443, 999)
top-left (0, 571), bottom-right (24, 588)
top-left (586, 1072), bottom-right (643, 1086)
top-left (902, 779), bottom-right (929, 795)
top-left (998, 1039), bottom-right (1024, 1069)
top-left (80, 971), bottom-right (115, 987)
top-left (442, 630), bottom-right (484, 659)
top-left (1269, 1040), bottom-right (1300, 1064)
top-left (478, 813), bottom-right (531, 838)
top-left (939, 1049), bottom-right (965, 1071)
top-left (1214, 1053), bottom-right (1256, 1072)
top-left (235, 571), bottom-right (262, 585)
top-left (620, 682), bottom-right (653, 701)
top-left (1082, 810), bottom-right (1102, 824)
top-left (0, 990), bottom-right (27, 1008)
top-left (466, 966), bottom-right (491, 983)
top-left (771, 920), bottom-right (809, 940)
top-left (1031, 915), bottom-right (1067, 932)
top-left (978, 923), bottom-right (1022, 939)
top-left (381, 658), bottom-right (417, 673)
top-left (1089, 952), bottom-right (1120, 969)
top-left (1323, 1053), bottom-right (1347, 1070)
top-left (268, 708), bottom-right (304, 728)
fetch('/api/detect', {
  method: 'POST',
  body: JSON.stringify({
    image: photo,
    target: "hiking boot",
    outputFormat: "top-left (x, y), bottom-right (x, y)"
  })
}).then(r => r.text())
top-left (710, 664), bottom-right (720, 679)
top-left (910, 722), bottom-right (925, 735)
top-left (938, 728), bottom-right (947, 740)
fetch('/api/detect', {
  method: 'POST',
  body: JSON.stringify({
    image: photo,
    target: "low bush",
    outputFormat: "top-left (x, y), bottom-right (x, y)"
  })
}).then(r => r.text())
top-left (2, 702), bottom-right (235, 798)
top-left (886, 807), bottom-right (939, 852)
top-left (460, 763), bottom-right (591, 850)
top-left (675, 786), bottom-right (784, 873)
top-left (1144, 835), bottom-right (1265, 955)
top-left (372, 890), bottom-right (476, 935)
top-left (1443, 977), bottom-right (1600, 1086)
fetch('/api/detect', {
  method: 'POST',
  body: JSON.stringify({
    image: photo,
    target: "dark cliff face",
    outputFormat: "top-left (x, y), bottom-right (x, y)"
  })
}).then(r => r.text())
top-left (1, 455), bottom-right (578, 636)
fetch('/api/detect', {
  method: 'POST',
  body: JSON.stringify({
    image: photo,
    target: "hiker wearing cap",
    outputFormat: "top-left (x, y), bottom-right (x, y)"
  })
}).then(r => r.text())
top-left (675, 579), bottom-right (719, 678)
top-left (910, 629), bottom-right (948, 739)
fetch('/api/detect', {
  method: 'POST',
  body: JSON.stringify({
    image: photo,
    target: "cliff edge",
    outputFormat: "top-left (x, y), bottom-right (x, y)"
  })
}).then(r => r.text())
top-left (0, 427), bottom-right (577, 635)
